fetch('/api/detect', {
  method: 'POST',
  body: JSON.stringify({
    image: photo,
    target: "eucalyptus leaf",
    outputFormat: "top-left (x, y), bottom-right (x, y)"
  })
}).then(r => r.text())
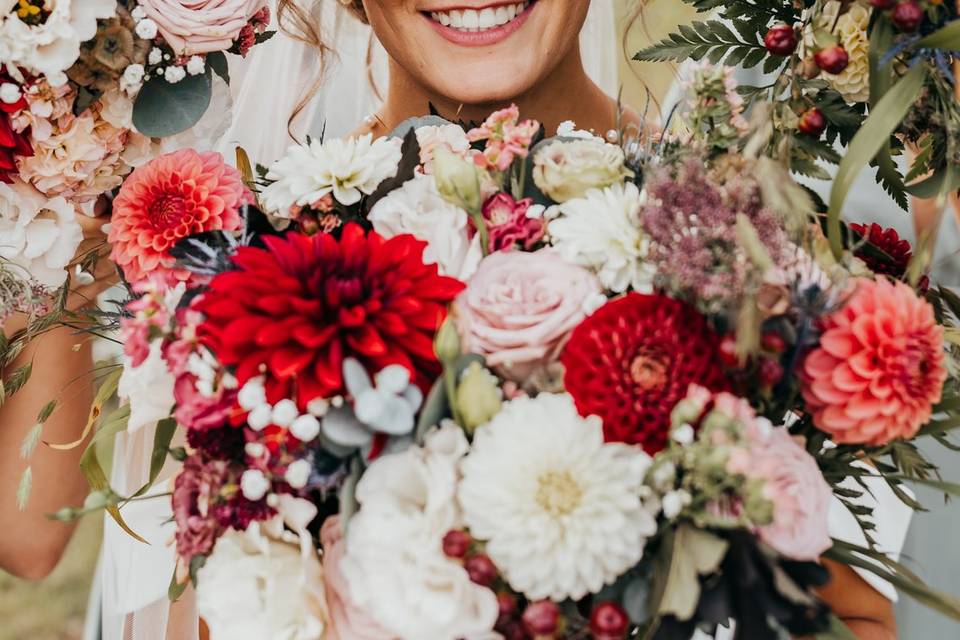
top-left (133, 68), bottom-right (213, 137)
top-left (826, 64), bottom-right (926, 258)
top-left (415, 377), bottom-right (448, 444)
top-left (207, 51), bottom-right (229, 84)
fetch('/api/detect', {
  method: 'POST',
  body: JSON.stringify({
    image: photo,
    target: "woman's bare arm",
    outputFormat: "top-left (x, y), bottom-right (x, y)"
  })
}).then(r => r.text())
top-left (798, 558), bottom-right (898, 640)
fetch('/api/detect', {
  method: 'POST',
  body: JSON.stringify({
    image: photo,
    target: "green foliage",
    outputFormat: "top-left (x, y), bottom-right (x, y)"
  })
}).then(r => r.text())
top-left (634, 20), bottom-right (769, 68)
top-left (132, 67), bottom-right (213, 137)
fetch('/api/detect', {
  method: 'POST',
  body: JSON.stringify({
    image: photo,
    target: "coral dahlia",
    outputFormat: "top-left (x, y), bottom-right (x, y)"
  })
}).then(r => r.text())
top-left (109, 149), bottom-right (251, 286)
top-left (561, 292), bottom-right (728, 454)
top-left (197, 223), bottom-right (465, 409)
top-left (850, 222), bottom-right (928, 291)
top-left (801, 277), bottom-right (946, 445)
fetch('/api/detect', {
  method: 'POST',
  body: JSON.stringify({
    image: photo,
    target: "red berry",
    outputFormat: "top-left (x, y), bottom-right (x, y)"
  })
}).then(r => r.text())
top-left (496, 592), bottom-right (518, 626)
top-left (869, 0), bottom-right (897, 7)
top-left (442, 529), bottom-right (472, 559)
top-left (522, 600), bottom-right (560, 637)
top-left (759, 358), bottom-right (784, 387)
top-left (719, 335), bottom-right (741, 369)
top-left (892, 1), bottom-right (924, 32)
top-left (464, 553), bottom-right (498, 587)
top-left (590, 602), bottom-right (630, 640)
top-left (813, 45), bottom-right (849, 74)
top-left (761, 332), bottom-right (787, 354)
top-left (764, 24), bottom-right (798, 56)
top-left (798, 107), bottom-right (826, 136)
top-left (500, 621), bottom-right (528, 640)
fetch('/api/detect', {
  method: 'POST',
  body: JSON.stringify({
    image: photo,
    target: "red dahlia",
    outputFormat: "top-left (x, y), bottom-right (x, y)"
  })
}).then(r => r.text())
top-left (850, 222), bottom-right (929, 291)
top-left (198, 223), bottom-right (465, 408)
top-left (561, 293), bottom-right (728, 454)
top-left (0, 73), bottom-right (32, 184)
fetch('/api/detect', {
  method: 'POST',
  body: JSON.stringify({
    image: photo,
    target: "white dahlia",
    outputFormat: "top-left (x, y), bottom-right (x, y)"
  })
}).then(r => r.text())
top-left (548, 182), bottom-right (655, 294)
top-left (262, 133), bottom-right (402, 214)
top-left (458, 393), bottom-right (657, 601)
top-left (0, 0), bottom-right (117, 87)
top-left (814, 1), bottom-right (870, 103)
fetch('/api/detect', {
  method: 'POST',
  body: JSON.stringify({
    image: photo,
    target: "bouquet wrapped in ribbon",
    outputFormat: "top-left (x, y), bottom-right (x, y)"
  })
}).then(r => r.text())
top-left (29, 58), bottom-right (960, 637)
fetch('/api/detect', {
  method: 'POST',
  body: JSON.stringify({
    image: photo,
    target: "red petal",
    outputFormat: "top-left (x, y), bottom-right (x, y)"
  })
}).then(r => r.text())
top-left (293, 323), bottom-right (337, 348)
top-left (269, 347), bottom-right (313, 379)
top-left (346, 324), bottom-right (387, 357)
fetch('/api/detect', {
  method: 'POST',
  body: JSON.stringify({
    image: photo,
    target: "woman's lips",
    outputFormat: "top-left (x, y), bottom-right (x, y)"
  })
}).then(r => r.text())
top-left (424, 1), bottom-right (536, 47)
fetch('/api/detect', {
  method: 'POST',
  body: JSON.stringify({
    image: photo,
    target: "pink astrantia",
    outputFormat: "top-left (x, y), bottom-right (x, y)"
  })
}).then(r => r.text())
top-left (479, 192), bottom-right (545, 253)
top-left (467, 105), bottom-right (540, 172)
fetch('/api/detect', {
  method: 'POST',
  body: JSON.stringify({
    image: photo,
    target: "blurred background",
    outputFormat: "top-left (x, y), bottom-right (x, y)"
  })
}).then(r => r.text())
top-left (2, 1), bottom-right (957, 638)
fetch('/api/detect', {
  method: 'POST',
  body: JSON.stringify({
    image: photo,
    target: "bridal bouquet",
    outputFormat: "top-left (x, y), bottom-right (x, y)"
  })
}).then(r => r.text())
top-left (0, 0), bottom-right (271, 320)
top-left (38, 64), bottom-right (960, 639)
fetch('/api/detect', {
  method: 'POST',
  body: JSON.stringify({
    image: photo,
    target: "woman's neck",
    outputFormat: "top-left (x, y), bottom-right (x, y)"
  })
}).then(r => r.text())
top-left (372, 45), bottom-right (620, 137)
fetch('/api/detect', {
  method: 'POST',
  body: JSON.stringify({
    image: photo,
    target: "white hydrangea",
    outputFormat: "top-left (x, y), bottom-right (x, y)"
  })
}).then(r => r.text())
top-left (0, 180), bottom-right (83, 290)
top-left (0, 0), bottom-right (117, 86)
top-left (262, 134), bottom-right (403, 214)
top-left (548, 182), bottom-right (656, 293)
top-left (458, 393), bottom-right (658, 601)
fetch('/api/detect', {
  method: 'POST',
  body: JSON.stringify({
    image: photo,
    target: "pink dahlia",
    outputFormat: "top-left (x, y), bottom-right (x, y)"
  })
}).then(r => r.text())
top-left (801, 277), bottom-right (947, 445)
top-left (109, 149), bottom-right (251, 286)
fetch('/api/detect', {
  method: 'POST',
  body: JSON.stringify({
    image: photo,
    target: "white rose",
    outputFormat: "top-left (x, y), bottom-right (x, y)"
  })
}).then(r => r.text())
top-left (369, 173), bottom-right (482, 280)
top-left (533, 139), bottom-right (631, 203)
top-left (0, 180), bottom-right (83, 290)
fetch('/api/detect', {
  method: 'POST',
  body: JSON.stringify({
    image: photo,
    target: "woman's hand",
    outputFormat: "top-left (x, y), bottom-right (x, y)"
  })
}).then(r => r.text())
top-left (797, 559), bottom-right (898, 640)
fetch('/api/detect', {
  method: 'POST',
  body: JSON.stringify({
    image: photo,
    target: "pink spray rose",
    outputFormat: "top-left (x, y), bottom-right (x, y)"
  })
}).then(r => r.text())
top-left (479, 192), bottom-right (545, 253)
top-left (455, 249), bottom-right (602, 381)
top-left (467, 105), bottom-right (540, 171)
top-left (320, 517), bottom-right (391, 640)
top-left (138, 0), bottom-right (269, 55)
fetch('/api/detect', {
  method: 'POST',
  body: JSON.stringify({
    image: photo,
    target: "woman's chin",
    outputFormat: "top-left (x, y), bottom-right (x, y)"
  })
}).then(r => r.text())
top-left (421, 66), bottom-right (542, 109)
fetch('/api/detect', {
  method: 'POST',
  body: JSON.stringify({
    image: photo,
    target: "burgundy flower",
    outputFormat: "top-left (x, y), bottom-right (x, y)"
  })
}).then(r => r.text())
top-left (850, 222), bottom-right (929, 292)
top-left (479, 192), bottom-right (545, 252)
top-left (172, 455), bottom-right (229, 561)
top-left (186, 424), bottom-right (246, 461)
top-left (561, 293), bottom-right (729, 454)
top-left (197, 223), bottom-right (465, 408)
top-left (0, 72), bottom-right (32, 184)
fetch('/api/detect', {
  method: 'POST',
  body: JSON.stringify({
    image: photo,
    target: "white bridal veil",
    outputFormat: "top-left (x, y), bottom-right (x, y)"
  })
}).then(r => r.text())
top-left (95, 3), bottom-right (620, 640)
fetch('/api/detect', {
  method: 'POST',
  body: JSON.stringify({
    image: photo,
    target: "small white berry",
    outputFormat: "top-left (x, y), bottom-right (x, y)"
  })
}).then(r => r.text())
top-left (244, 442), bottom-right (266, 458)
top-left (290, 414), bottom-right (321, 442)
top-left (148, 47), bottom-right (163, 65)
top-left (306, 397), bottom-right (330, 417)
top-left (240, 470), bottom-right (270, 502)
top-left (237, 378), bottom-right (267, 410)
top-left (284, 459), bottom-right (312, 489)
top-left (247, 404), bottom-right (273, 431)
top-left (271, 399), bottom-right (299, 427)
top-left (0, 82), bottom-right (22, 105)
top-left (186, 55), bottom-right (205, 76)
top-left (163, 65), bottom-right (186, 84)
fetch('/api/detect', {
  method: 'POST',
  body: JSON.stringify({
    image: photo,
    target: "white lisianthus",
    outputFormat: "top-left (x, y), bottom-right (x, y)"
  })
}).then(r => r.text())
top-left (0, 180), bottom-right (83, 290)
top-left (263, 134), bottom-right (403, 214)
top-left (197, 523), bottom-right (327, 640)
top-left (340, 423), bottom-right (499, 638)
top-left (458, 393), bottom-right (658, 601)
top-left (533, 139), bottom-right (631, 202)
top-left (118, 338), bottom-right (176, 433)
top-left (369, 173), bottom-right (483, 280)
top-left (0, 0), bottom-right (117, 86)
top-left (548, 182), bottom-right (655, 293)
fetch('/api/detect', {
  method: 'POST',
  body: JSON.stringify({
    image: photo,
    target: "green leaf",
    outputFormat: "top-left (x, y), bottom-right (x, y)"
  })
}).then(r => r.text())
top-left (2, 362), bottom-right (32, 401)
top-left (133, 67), bottom-right (213, 137)
top-left (206, 51), bottom-right (229, 84)
top-left (826, 64), bottom-right (926, 258)
top-left (168, 570), bottom-right (188, 602)
top-left (913, 20), bottom-right (960, 50)
top-left (415, 377), bottom-right (448, 444)
top-left (128, 417), bottom-right (178, 500)
top-left (36, 399), bottom-right (56, 423)
top-left (654, 524), bottom-right (729, 621)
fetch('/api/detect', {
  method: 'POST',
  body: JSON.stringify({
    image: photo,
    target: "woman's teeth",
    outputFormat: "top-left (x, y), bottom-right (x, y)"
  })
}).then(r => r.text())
top-left (430, 2), bottom-right (529, 31)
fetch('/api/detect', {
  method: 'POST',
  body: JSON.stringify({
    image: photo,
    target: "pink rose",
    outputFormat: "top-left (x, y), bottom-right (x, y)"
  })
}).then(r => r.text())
top-left (320, 517), bottom-right (392, 640)
top-left (745, 428), bottom-right (832, 561)
top-left (480, 192), bottom-right (545, 253)
top-left (455, 249), bottom-right (602, 381)
top-left (138, 0), bottom-right (269, 55)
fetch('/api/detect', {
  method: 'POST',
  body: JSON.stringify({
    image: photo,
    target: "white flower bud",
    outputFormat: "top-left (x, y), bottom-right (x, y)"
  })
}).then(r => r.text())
top-left (148, 47), bottom-right (163, 65)
top-left (284, 459), bottom-right (312, 489)
top-left (306, 397), bottom-right (330, 417)
top-left (271, 399), bottom-right (299, 427)
top-left (244, 442), bottom-right (266, 458)
top-left (290, 414), bottom-right (321, 442)
top-left (186, 55), bottom-right (205, 76)
top-left (0, 82), bottom-right (22, 104)
top-left (122, 64), bottom-right (145, 85)
top-left (131, 6), bottom-right (147, 20)
top-left (164, 65), bottom-right (186, 84)
top-left (247, 404), bottom-right (273, 431)
top-left (135, 18), bottom-right (159, 40)
top-left (240, 470), bottom-right (270, 502)
top-left (662, 489), bottom-right (692, 520)
top-left (237, 378), bottom-right (267, 410)
top-left (672, 423), bottom-right (695, 445)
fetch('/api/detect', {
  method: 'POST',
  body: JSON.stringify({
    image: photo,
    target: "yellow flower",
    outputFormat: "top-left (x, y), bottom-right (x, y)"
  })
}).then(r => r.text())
top-left (818, 1), bottom-right (871, 103)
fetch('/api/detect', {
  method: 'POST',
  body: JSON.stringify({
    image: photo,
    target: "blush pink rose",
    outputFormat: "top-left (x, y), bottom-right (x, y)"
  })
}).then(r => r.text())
top-left (455, 249), bottom-right (602, 381)
top-left (138, 0), bottom-right (269, 55)
top-left (320, 517), bottom-right (392, 640)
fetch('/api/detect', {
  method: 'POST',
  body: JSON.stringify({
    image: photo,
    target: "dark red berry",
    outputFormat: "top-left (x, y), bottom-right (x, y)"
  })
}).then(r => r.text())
top-left (590, 602), bottom-right (630, 640)
top-left (892, 1), bottom-right (924, 32)
top-left (764, 24), bottom-right (798, 56)
top-left (500, 621), bottom-right (528, 640)
top-left (522, 600), bottom-right (560, 637)
top-left (464, 553), bottom-right (498, 587)
top-left (761, 332), bottom-right (787, 354)
top-left (759, 358), bottom-right (784, 387)
top-left (496, 592), bottom-right (518, 626)
top-left (798, 107), bottom-right (826, 136)
top-left (719, 335), bottom-right (741, 369)
top-left (869, 0), bottom-right (897, 7)
top-left (813, 45), bottom-right (849, 74)
top-left (442, 529), bottom-right (472, 559)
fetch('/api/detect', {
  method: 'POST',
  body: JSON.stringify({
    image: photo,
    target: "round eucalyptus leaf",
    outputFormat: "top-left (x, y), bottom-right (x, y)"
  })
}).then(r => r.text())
top-left (132, 68), bottom-right (213, 138)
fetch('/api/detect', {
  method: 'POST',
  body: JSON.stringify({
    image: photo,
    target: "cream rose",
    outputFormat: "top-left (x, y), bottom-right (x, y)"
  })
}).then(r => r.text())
top-left (454, 249), bottom-right (603, 381)
top-left (533, 138), bottom-right (631, 203)
top-left (137, 0), bottom-right (268, 56)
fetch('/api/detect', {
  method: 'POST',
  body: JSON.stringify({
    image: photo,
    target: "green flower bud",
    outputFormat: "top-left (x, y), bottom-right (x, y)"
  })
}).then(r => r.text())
top-left (434, 317), bottom-right (461, 364)
top-left (456, 361), bottom-right (503, 434)
top-left (433, 149), bottom-right (483, 213)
